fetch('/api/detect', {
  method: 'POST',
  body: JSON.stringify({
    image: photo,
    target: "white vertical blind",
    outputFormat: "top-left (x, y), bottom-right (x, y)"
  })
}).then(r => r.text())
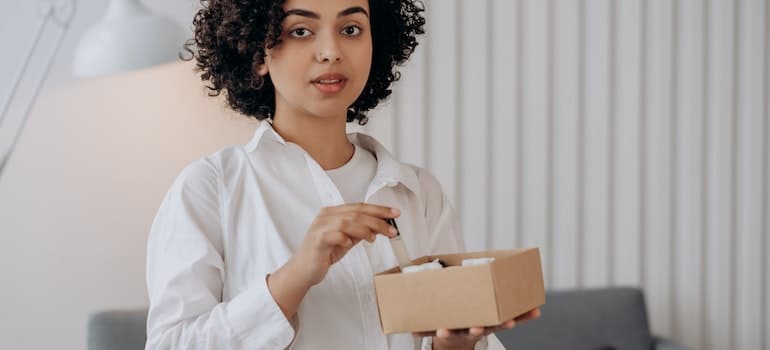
top-left (551, 0), bottom-right (581, 290)
top-left (489, 0), bottom-right (520, 254)
top-left (705, 0), bottom-right (737, 349)
top-left (459, 0), bottom-right (491, 252)
top-left (645, 0), bottom-right (675, 337)
top-left (735, 1), bottom-right (767, 350)
top-left (357, 0), bottom-right (768, 348)
top-left (613, 0), bottom-right (643, 290)
top-left (673, 0), bottom-right (706, 346)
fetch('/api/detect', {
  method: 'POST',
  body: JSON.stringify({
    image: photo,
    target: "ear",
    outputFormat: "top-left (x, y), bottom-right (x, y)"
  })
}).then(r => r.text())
top-left (254, 63), bottom-right (270, 77)
top-left (255, 62), bottom-right (269, 76)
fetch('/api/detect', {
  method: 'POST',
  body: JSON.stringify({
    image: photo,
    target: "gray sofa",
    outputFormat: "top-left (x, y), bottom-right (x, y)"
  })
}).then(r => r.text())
top-left (495, 287), bottom-right (687, 350)
top-left (88, 287), bottom-right (686, 350)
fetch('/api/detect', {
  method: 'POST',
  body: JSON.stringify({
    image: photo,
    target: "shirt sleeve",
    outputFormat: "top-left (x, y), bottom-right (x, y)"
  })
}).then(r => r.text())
top-left (417, 168), bottom-right (505, 349)
top-left (145, 158), bottom-right (296, 350)
top-left (419, 335), bottom-right (506, 350)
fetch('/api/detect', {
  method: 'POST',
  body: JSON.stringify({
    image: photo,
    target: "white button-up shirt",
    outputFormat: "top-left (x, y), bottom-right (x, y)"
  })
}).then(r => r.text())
top-left (145, 121), bottom-right (504, 349)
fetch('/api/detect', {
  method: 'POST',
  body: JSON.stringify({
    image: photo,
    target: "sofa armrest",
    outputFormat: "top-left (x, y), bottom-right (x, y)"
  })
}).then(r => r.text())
top-left (87, 309), bottom-right (148, 350)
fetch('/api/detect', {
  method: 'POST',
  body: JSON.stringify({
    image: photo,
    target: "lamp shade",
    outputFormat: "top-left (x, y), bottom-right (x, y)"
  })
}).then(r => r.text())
top-left (72, 0), bottom-right (187, 78)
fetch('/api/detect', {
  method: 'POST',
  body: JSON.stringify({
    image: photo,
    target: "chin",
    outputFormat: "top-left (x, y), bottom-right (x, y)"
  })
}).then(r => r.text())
top-left (306, 103), bottom-right (355, 120)
top-left (297, 109), bottom-right (340, 121)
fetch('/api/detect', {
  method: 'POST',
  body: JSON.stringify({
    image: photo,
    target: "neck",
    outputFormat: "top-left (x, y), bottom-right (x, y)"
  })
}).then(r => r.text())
top-left (270, 108), bottom-right (354, 170)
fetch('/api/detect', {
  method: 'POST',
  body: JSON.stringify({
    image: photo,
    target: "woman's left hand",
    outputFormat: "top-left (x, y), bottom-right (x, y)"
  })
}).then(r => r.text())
top-left (412, 308), bottom-right (541, 350)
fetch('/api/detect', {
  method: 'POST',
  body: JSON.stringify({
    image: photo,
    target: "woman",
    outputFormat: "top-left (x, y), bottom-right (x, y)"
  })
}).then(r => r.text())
top-left (145, 0), bottom-right (540, 349)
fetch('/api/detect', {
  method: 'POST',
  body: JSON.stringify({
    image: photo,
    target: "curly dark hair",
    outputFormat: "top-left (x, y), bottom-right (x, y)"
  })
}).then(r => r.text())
top-left (183, 0), bottom-right (426, 125)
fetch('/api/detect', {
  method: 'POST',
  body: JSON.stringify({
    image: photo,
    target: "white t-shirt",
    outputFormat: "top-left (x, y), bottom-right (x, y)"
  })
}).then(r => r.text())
top-left (145, 121), bottom-right (502, 350)
top-left (325, 144), bottom-right (377, 204)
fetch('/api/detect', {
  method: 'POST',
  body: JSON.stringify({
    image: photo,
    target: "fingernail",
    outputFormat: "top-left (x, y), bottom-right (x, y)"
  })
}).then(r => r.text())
top-left (391, 208), bottom-right (400, 215)
top-left (389, 226), bottom-right (398, 235)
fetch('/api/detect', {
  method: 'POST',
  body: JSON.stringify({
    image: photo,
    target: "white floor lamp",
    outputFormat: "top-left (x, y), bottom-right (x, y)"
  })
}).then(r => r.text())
top-left (0, 0), bottom-right (76, 179)
top-left (72, 0), bottom-right (187, 78)
top-left (0, 0), bottom-right (187, 179)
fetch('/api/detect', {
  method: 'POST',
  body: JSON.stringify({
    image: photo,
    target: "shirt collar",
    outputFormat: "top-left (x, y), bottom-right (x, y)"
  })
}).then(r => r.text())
top-left (243, 121), bottom-right (421, 194)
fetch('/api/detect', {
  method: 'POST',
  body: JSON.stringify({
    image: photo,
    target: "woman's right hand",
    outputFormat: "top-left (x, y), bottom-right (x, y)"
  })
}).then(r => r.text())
top-left (288, 203), bottom-right (401, 288)
top-left (267, 203), bottom-right (401, 319)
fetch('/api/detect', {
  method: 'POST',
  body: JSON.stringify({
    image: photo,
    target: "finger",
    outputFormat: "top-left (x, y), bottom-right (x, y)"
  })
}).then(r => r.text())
top-left (333, 220), bottom-right (378, 242)
top-left (469, 327), bottom-right (485, 336)
top-left (320, 231), bottom-right (353, 248)
top-left (501, 319), bottom-right (516, 329)
top-left (435, 328), bottom-right (453, 339)
top-left (442, 328), bottom-right (477, 338)
top-left (315, 216), bottom-right (375, 242)
top-left (515, 308), bottom-right (541, 322)
top-left (349, 237), bottom-right (363, 246)
top-left (418, 320), bottom-right (520, 340)
top-left (480, 323), bottom-right (509, 336)
top-left (464, 321), bottom-right (515, 338)
top-left (341, 213), bottom-right (398, 238)
top-left (324, 203), bottom-right (401, 219)
top-left (333, 214), bottom-right (397, 240)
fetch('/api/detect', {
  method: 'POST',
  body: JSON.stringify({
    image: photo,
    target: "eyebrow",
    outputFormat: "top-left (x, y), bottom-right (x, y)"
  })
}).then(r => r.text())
top-left (284, 6), bottom-right (369, 20)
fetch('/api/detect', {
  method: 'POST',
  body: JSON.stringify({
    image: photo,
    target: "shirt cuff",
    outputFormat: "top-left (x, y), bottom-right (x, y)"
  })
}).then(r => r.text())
top-left (420, 335), bottom-right (493, 350)
top-left (474, 335), bottom-right (490, 350)
top-left (420, 336), bottom-right (432, 350)
top-left (223, 274), bottom-right (297, 348)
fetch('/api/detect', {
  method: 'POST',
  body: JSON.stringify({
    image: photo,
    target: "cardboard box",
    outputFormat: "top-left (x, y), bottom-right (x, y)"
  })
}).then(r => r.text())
top-left (373, 248), bottom-right (545, 334)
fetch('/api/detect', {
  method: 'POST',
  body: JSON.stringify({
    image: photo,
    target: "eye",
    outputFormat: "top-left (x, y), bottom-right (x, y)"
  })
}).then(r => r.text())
top-left (341, 25), bottom-right (362, 36)
top-left (289, 27), bottom-right (313, 38)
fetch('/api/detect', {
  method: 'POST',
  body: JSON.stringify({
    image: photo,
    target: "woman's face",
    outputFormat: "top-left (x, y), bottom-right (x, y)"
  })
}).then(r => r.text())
top-left (258, 0), bottom-right (373, 121)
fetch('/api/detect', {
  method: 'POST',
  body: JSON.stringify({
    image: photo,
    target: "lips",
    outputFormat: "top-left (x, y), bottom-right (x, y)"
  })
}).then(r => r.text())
top-left (311, 73), bottom-right (348, 94)
top-left (312, 72), bottom-right (347, 83)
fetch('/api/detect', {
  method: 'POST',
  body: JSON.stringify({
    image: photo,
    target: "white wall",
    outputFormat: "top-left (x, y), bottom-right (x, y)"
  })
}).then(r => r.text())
top-left (0, 61), bottom-right (258, 350)
top-left (361, 1), bottom-right (769, 349)
top-left (1, 0), bottom-right (768, 350)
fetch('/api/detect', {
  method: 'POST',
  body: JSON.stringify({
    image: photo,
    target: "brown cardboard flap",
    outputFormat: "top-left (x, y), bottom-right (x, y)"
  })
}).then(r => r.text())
top-left (378, 255), bottom-right (436, 274)
top-left (433, 249), bottom-right (530, 266)
top-left (491, 248), bottom-right (546, 322)
top-left (377, 249), bottom-right (532, 274)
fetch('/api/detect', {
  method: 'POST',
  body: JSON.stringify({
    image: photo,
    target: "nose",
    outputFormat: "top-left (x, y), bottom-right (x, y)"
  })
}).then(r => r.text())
top-left (315, 32), bottom-right (342, 63)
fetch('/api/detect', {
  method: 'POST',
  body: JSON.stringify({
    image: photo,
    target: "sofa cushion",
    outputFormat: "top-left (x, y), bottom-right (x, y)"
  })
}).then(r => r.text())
top-left (496, 287), bottom-right (654, 350)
